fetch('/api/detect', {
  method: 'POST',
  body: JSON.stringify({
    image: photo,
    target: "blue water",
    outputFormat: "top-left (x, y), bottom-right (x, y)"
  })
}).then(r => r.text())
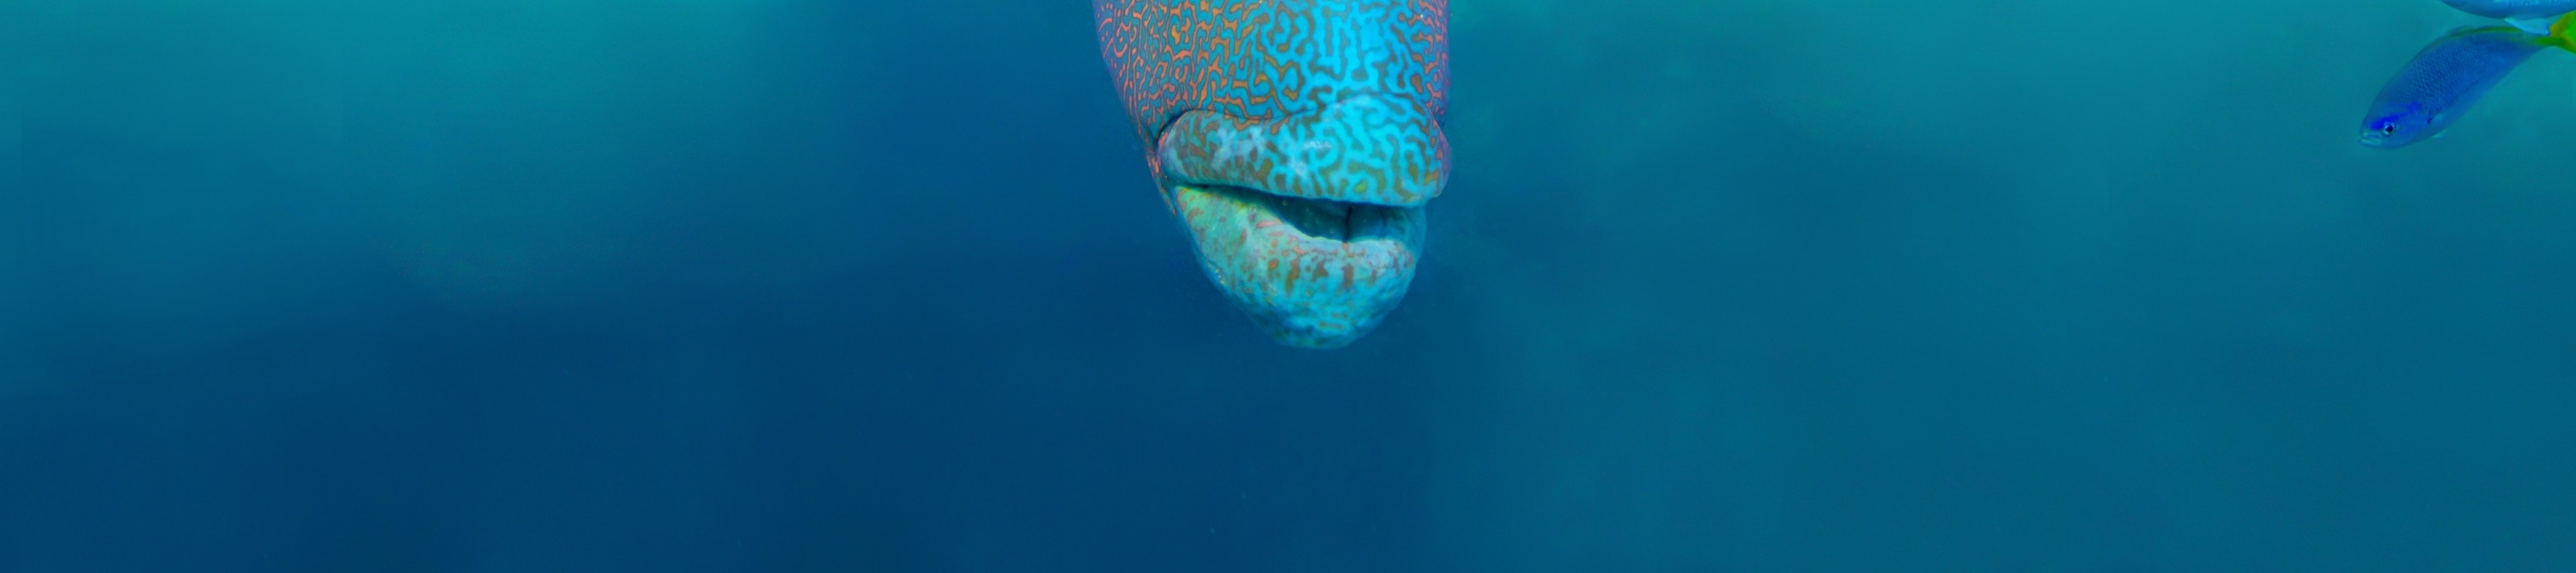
top-left (6, 1), bottom-right (2576, 570)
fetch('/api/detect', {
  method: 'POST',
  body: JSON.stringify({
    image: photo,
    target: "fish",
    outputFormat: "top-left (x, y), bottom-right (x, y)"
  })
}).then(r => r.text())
top-left (1094, 0), bottom-right (1449, 348)
top-left (2359, 22), bottom-right (2567, 149)
top-left (2439, 0), bottom-right (2576, 33)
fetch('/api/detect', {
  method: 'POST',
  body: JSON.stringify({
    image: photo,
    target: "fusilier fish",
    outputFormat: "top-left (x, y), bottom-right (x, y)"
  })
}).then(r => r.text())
top-left (2440, 0), bottom-right (2576, 34)
top-left (2360, 25), bottom-right (2563, 148)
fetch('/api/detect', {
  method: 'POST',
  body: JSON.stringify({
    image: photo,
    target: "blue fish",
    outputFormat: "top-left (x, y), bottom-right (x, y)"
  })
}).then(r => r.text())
top-left (2441, 0), bottom-right (2576, 33)
top-left (2360, 25), bottom-right (2565, 148)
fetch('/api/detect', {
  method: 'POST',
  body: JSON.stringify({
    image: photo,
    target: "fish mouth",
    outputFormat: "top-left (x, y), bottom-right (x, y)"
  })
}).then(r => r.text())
top-left (2357, 126), bottom-right (2415, 149)
top-left (1168, 184), bottom-right (1424, 349)
top-left (1153, 95), bottom-right (1448, 348)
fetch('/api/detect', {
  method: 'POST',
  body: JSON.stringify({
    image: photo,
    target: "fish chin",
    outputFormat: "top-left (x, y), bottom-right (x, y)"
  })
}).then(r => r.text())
top-left (2357, 115), bottom-right (2420, 149)
top-left (1168, 182), bottom-right (1424, 349)
top-left (1151, 96), bottom-right (1449, 348)
top-left (2361, 125), bottom-right (2437, 149)
top-left (2358, 131), bottom-right (2398, 149)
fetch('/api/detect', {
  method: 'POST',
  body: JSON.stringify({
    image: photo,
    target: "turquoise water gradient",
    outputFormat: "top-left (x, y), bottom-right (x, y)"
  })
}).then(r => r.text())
top-left (4, 1), bottom-right (2575, 570)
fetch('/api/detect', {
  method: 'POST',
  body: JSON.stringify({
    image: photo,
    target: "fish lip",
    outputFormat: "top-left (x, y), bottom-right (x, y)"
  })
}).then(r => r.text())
top-left (2357, 128), bottom-right (2417, 149)
top-left (1163, 180), bottom-right (1425, 349)
top-left (1155, 94), bottom-right (1450, 209)
top-left (1148, 100), bottom-right (1444, 348)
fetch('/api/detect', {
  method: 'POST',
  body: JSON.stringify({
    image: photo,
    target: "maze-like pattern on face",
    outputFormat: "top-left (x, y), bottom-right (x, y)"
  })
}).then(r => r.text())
top-left (1095, 0), bottom-right (1449, 207)
top-left (1094, 0), bottom-right (1451, 348)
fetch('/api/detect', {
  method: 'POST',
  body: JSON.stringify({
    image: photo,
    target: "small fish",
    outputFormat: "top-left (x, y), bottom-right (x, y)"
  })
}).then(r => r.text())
top-left (2359, 24), bottom-right (2567, 148)
top-left (2440, 0), bottom-right (2576, 32)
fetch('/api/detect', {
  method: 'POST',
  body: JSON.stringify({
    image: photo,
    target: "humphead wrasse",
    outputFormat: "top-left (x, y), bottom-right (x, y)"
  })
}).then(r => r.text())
top-left (1093, 0), bottom-right (1449, 348)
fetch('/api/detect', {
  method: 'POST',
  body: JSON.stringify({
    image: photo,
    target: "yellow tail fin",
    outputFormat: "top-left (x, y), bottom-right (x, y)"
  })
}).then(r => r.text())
top-left (2556, 12), bottom-right (2576, 50)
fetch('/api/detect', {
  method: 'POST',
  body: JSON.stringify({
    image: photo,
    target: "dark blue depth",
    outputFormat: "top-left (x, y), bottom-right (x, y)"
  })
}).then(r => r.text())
top-left (3, 1), bottom-right (2573, 570)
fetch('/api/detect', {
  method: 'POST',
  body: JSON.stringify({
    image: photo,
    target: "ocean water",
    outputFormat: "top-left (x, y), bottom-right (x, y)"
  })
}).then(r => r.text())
top-left (5, 0), bottom-right (2576, 570)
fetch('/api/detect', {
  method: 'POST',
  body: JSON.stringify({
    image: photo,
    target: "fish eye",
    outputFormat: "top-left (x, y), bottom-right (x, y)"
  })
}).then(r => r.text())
top-left (2380, 125), bottom-right (2397, 136)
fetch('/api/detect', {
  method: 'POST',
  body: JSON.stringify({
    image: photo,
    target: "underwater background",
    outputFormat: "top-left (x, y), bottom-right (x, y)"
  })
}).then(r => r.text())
top-left (5, 0), bottom-right (2576, 570)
